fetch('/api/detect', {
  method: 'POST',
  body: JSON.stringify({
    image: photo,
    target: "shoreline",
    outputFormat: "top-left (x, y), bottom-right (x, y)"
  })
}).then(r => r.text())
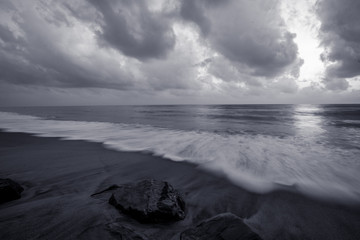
top-left (1, 131), bottom-right (360, 239)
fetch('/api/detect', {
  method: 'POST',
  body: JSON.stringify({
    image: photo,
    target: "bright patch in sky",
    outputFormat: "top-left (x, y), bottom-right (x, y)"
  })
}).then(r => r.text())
top-left (280, 0), bottom-right (325, 88)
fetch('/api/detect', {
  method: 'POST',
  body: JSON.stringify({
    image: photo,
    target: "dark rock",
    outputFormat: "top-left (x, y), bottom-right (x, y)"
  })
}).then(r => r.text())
top-left (180, 213), bottom-right (262, 240)
top-left (106, 223), bottom-right (150, 240)
top-left (0, 178), bottom-right (24, 204)
top-left (109, 179), bottom-right (185, 223)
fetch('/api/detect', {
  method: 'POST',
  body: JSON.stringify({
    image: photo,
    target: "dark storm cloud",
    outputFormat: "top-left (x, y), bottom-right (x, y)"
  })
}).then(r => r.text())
top-left (0, 0), bottom-right (200, 95)
top-left (180, 0), bottom-right (211, 36)
top-left (213, 31), bottom-right (299, 77)
top-left (0, 1), bottom-right (138, 90)
top-left (179, 0), bottom-right (301, 78)
top-left (0, 24), bottom-right (18, 43)
top-left (85, 0), bottom-right (175, 60)
top-left (317, 0), bottom-right (360, 82)
top-left (0, 0), bottom-right (303, 99)
top-left (323, 77), bottom-right (349, 91)
top-left (0, 0), bottom-right (14, 11)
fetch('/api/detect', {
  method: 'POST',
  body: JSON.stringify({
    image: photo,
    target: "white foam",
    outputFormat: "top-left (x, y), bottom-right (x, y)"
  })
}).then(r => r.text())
top-left (1, 111), bottom-right (360, 203)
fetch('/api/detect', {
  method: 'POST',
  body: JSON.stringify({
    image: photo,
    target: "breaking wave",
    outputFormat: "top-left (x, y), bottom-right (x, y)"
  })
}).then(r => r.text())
top-left (1, 111), bottom-right (359, 204)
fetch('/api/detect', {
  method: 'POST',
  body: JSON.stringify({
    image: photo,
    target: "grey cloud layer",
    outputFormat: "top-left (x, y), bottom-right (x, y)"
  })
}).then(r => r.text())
top-left (317, 0), bottom-right (360, 89)
top-left (0, 1), bottom-right (137, 90)
top-left (86, 0), bottom-right (175, 60)
top-left (180, 0), bottom-right (302, 78)
top-left (2, 0), bottom-right (357, 101)
top-left (0, 0), bottom-right (303, 93)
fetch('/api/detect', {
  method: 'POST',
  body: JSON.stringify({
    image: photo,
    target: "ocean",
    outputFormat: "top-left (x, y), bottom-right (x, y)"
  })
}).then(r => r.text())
top-left (1, 104), bottom-right (359, 204)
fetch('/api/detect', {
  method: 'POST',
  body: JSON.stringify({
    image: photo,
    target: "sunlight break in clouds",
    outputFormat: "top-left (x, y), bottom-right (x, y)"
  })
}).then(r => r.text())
top-left (280, 0), bottom-right (325, 88)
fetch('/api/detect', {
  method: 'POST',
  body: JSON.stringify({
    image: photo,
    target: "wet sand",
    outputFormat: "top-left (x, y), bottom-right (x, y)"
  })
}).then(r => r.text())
top-left (0, 131), bottom-right (360, 239)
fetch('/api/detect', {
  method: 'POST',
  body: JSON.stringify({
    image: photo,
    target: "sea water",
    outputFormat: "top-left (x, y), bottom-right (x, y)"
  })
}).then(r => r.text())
top-left (0, 104), bottom-right (359, 203)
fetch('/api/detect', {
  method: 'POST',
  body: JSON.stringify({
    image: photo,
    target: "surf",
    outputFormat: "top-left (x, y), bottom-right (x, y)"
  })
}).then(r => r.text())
top-left (1, 111), bottom-right (359, 205)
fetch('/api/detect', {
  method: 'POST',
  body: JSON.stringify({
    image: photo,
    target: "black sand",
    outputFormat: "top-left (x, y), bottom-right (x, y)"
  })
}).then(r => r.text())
top-left (0, 131), bottom-right (360, 239)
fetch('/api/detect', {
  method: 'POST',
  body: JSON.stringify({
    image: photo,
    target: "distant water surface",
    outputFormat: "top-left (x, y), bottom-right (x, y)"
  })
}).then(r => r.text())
top-left (0, 104), bottom-right (359, 203)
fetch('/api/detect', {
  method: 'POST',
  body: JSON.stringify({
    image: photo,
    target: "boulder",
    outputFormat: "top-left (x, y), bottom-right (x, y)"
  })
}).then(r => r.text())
top-left (109, 179), bottom-right (185, 223)
top-left (180, 213), bottom-right (262, 240)
top-left (0, 178), bottom-right (24, 204)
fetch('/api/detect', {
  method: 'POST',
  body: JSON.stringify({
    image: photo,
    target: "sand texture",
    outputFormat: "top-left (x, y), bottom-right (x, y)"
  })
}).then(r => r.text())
top-left (1, 131), bottom-right (360, 240)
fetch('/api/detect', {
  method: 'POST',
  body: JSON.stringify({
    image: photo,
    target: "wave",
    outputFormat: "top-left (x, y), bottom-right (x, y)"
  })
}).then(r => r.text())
top-left (1, 111), bottom-right (360, 204)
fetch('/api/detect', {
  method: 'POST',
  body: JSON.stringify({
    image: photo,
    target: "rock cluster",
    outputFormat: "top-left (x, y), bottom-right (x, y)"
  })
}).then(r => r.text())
top-left (104, 179), bottom-right (262, 239)
top-left (109, 179), bottom-right (186, 223)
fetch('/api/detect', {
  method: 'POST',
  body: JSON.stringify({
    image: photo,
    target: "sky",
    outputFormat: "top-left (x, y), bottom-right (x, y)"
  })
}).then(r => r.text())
top-left (0, 0), bottom-right (359, 106)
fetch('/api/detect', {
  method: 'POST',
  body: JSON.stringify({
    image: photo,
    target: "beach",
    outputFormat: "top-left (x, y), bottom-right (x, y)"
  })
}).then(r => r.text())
top-left (1, 0), bottom-right (359, 237)
top-left (1, 0), bottom-right (360, 237)
top-left (1, 130), bottom-right (360, 239)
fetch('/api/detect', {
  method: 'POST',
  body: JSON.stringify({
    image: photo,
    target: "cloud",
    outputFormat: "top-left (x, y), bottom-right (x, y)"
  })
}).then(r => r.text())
top-left (0, 24), bottom-right (18, 44)
top-left (0, 0), bottom-right (202, 95)
top-left (271, 77), bottom-right (299, 94)
top-left (0, 0), bottom-right (302, 91)
top-left (180, 0), bottom-right (212, 36)
top-left (0, 0), bottom-right (357, 105)
top-left (316, 0), bottom-right (360, 88)
top-left (0, 1), bottom-right (139, 90)
top-left (85, 0), bottom-right (176, 60)
top-left (322, 78), bottom-right (349, 91)
top-left (179, 0), bottom-right (302, 78)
